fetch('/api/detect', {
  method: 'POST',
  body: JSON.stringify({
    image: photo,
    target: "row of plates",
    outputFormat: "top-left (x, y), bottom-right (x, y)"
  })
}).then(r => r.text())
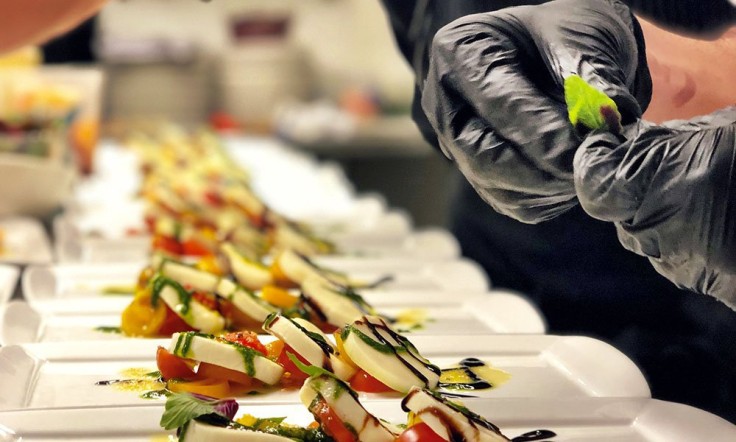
top-left (1, 139), bottom-right (734, 440)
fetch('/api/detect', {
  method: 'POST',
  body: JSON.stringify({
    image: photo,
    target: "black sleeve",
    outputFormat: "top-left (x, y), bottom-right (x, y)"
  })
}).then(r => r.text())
top-left (622, 0), bottom-right (736, 35)
top-left (378, 0), bottom-right (550, 149)
top-left (378, 1), bottom-right (419, 66)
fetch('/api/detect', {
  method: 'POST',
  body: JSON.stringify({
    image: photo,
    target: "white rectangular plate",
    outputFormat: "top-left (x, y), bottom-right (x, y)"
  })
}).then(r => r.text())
top-left (22, 260), bottom-right (490, 301)
top-left (23, 288), bottom-right (495, 310)
top-left (0, 334), bottom-right (648, 412)
top-left (1, 398), bottom-right (733, 442)
top-left (0, 218), bottom-right (52, 265)
top-left (0, 265), bottom-right (19, 304)
top-left (0, 293), bottom-right (545, 344)
top-left (54, 221), bottom-right (459, 263)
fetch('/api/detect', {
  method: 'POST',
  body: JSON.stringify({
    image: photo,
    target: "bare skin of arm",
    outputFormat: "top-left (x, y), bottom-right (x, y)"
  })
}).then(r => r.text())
top-left (639, 17), bottom-right (736, 122)
top-left (0, 0), bottom-right (107, 54)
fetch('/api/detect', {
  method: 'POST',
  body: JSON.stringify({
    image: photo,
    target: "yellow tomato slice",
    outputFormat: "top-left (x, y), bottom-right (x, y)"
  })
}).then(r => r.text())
top-left (261, 285), bottom-right (298, 308)
top-left (333, 330), bottom-right (358, 370)
top-left (120, 292), bottom-right (166, 337)
top-left (195, 255), bottom-right (224, 276)
top-left (265, 339), bottom-right (285, 360)
top-left (167, 378), bottom-right (231, 399)
top-left (270, 258), bottom-right (297, 288)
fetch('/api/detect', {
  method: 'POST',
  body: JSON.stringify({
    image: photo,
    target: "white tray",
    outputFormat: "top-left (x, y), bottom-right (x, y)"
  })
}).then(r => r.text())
top-left (0, 334), bottom-right (648, 411)
top-left (23, 286), bottom-right (501, 309)
top-left (62, 193), bottom-right (403, 240)
top-left (0, 218), bottom-right (52, 265)
top-left (71, 137), bottom-right (361, 226)
top-left (22, 260), bottom-right (489, 301)
top-left (1, 398), bottom-right (733, 442)
top-left (54, 218), bottom-right (460, 264)
top-left (0, 265), bottom-right (19, 304)
top-left (0, 293), bottom-right (545, 344)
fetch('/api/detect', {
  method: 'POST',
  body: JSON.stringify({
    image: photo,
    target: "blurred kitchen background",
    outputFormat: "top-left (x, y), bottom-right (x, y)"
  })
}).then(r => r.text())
top-left (33, 0), bottom-right (457, 227)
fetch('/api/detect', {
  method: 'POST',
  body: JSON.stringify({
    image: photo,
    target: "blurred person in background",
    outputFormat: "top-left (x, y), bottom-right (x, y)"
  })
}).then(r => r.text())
top-left (0, 1), bottom-right (105, 55)
top-left (380, 0), bottom-right (736, 423)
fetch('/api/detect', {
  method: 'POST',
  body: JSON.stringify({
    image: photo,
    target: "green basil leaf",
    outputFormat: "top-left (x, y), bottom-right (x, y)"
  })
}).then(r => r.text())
top-left (287, 352), bottom-right (334, 379)
top-left (564, 75), bottom-right (621, 133)
top-left (160, 392), bottom-right (237, 431)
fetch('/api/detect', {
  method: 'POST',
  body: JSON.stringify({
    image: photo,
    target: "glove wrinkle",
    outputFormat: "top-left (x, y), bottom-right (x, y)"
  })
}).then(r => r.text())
top-left (431, 16), bottom-right (578, 179)
top-left (576, 111), bottom-right (736, 308)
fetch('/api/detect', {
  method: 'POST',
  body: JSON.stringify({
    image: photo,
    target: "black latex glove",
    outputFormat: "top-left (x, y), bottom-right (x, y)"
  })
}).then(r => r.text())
top-left (574, 108), bottom-right (736, 308)
top-left (422, 0), bottom-right (652, 223)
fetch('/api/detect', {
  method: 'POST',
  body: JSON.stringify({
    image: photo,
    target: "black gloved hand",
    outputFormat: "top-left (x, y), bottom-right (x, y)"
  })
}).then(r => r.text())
top-left (574, 108), bottom-right (736, 308)
top-left (422, 0), bottom-right (651, 223)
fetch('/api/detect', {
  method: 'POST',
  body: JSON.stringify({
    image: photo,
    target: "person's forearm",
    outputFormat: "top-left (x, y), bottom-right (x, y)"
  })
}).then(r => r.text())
top-left (640, 16), bottom-right (736, 122)
top-left (0, 0), bottom-right (107, 54)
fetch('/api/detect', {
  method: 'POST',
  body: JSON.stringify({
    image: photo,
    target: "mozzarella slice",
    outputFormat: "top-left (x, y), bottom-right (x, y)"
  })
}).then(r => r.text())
top-left (221, 243), bottom-right (273, 290)
top-left (275, 249), bottom-right (319, 284)
top-left (181, 420), bottom-right (292, 442)
top-left (301, 276), bottom-right (366, 328)
top-left (272, 222), bottom-right (332, 256)
top-left (169, 332), bottom-right (283, 385)
top-left (155, 257), bottom-right (275, 324)
top-left (217, 279), bottom-right (275, 323)
top-left (223, 186), bottom-right (265, 218)
top-left (227, 225), bottom-right (267, 254)
top-left (263, 314), bottom-right (356, 381)
top-left (160, 260), bottom-right (219, 292)
top-left (401, 388), bottom-right (510, 442)
top-left (275, 250), bottom-right (349, 286)
top-left (341, 316), bottom-right (440, 393)
top-left (158, 285), bottom-right (224, 334)
top-left (300, 374), bottom-right (396, 442)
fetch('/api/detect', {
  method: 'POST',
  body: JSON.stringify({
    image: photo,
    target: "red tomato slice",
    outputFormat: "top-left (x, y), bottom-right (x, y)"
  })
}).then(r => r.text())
top-left (221, 331), bottom-right (267, 356)
top-left (152, 235), bottom-right (182, 255)
top-left (276, 344), bottom-right (310, 384)
top-left (196, 362), bottom-right (254, 387)
top-left (191, 292), bottom-right (219, 312)
top-left (349, 369), bottom-right (394, 393)
top-left (203, 190), bottom-right (224, 207)
top-left (181, 239), bottom-right (212, 257)
top-left (144, 216), bottom-right (156, 233)
top-left (396, 423), bottom-right (445, 442)
top-left (218, 300), bottom-right (262, 331)
top-left (158, 306), bottom-right (196, 336)
top-left (311, 398), bottom-right (357, 442)
top-left (156, 347), bottom-right (196, 380)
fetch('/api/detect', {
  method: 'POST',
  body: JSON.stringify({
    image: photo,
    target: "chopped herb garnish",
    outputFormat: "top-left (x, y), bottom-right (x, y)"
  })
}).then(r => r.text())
top-left (160, 392), bottom-right (238, 431)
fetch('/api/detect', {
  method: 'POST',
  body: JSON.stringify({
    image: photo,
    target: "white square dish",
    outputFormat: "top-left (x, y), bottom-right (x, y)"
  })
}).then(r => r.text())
top-left (0, 218), bottom-right (52, 265)
top-left (0, 334), bottom-right (649, 412)
top-left (22, 260), bottom-right (490, 301)
top-left (0, 294), bottom-right (546, 344)
top-left (2, 398), bottom-right (733, 441)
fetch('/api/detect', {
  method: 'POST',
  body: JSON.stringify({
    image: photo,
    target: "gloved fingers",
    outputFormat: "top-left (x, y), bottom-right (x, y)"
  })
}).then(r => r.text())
top-left (442, 107), bottom-right (577, 222)
top-left (516, 0), bottom-right (647, 122)
top-left (573, 123), bottom-right (661, 222)
top-left (477, 187), bottom-right (579, 223)
top-left (573, 65), bottom-right (643, 125)
top-left (427, 15), bottom-right (579, 181)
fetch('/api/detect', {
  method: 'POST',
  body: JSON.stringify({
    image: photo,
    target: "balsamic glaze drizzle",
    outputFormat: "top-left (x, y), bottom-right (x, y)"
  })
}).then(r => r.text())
top-left (359, 317), bottom-right (437, 386)
top-left (511, 429), bottom-right (557, 441)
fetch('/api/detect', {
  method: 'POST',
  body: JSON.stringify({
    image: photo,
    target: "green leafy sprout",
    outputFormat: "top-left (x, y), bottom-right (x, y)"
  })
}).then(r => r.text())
top-left (564, 75), bottom-right (622, 134)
